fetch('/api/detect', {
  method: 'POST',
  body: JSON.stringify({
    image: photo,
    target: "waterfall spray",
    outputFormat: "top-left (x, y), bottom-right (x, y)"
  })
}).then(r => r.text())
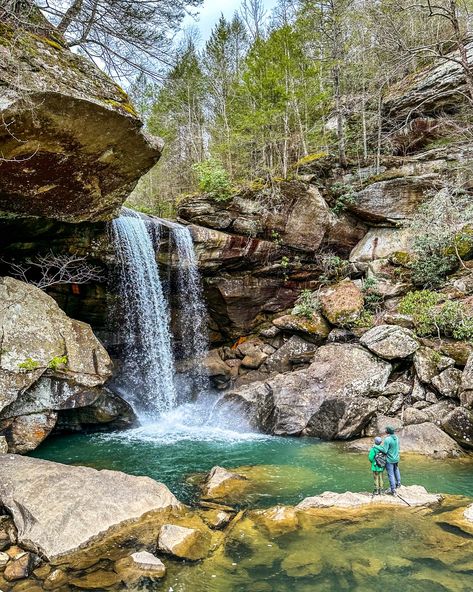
top-left (169, 223), bottom-right (210, 394)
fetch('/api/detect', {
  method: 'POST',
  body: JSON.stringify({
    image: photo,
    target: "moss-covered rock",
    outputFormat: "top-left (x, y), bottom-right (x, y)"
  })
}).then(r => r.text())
top-left (0, 24), bottom-right (162, 223)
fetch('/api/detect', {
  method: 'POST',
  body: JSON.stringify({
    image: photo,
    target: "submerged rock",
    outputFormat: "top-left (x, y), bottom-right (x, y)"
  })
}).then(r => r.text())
top-left (0, 24), bottom-right (161, 222)
top-left (296, 486), bottom-right (442, 510)
top-left (202, 466), bottom-right (249, 501)
top-left (115, 551), bottom-right (166, 581)
top-left (0, 455), bottom-right (181, 560)
top-left (157, 524), bottom-right (210, 561)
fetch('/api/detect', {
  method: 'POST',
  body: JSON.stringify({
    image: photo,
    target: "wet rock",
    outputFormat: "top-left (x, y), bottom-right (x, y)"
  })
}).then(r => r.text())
top-left (202, 466), bottom-right (249, 501)
top-left (157, 524), bottom-right (210, 561)
top-left (414, 347), bottom-right (455, 384)
top-left (319, 280), bottom-right (364, 326)
top-left (265, 336), bottom-right (318, 373)
top-left (0, 24), bottom-right (161, 223)
top-left (201, 509), bottom-right (232, 530)
top-left (297, 486), bottom-right (441, 510)
top-left (431, 367), bottom-right (462, 399)
top-left (442, 407), bottom-right (473, 449)
top-left (115, 551), bottom-right (166, 581)
top-left (3, 551), bottom-right (34, 582)
top-left (254, 506), bottom-right (299, 534)
top-left (0, 455), bottom-right (181, 560)
top-left (350, 227), bottom-right (415, 268)
top-left (348, 176), bottom-right (439, 223)
top-left (360, 325), bottom-right (419, 360)
top-left (464, 504), bottom-right (473, 523)
top-left (272, 313), bottom-right (330, 341)
top-left (69, 570), bottom-right (121, 589)
top-left (202, 350), bottom-right (232, 389)
top-left (43, 568), bottom-right (69, 590)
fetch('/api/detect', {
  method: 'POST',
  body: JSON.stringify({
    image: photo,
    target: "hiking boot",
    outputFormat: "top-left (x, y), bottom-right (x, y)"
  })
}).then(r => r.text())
top-left (385, 490), bottom-right (396, 496)
top-left (396, 483), bottom-right (401, 488)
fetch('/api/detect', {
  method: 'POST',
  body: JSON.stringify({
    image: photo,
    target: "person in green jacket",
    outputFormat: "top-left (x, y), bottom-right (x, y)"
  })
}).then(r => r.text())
top-left (368, 436), bottom-right (385, 495)
top-left (383, 426), bottom-right (401, 495)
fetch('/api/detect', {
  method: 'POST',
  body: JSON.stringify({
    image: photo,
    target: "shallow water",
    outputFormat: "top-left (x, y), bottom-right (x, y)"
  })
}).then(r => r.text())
top-left (31, 405), bottom-right (473, 506)
top-left (29, 404), bottom-right (473, 592)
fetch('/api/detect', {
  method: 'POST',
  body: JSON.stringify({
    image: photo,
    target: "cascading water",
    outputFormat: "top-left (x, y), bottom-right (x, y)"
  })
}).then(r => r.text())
top-left (110, 208), bottom-right (176, 417)
top-left (169, 222), bottom-right (210, 395)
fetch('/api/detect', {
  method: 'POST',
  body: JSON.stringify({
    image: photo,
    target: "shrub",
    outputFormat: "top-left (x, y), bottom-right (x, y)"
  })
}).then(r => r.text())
top-left (47, 355), bottom-right (68, 371)
top-left (362, 277), bottom-right (383, 312)
top-left (399, 290), bottom-right (473, 340)
top-left (18, 358), bottom-right (40, 371)
top-left (192, 159), bottom-right (232, 201)
top-left (293, 289), bottom-right (319, 320)
top-left (331, 182), bottom-right (357, 215)
top-left (317, 252), bottom-right (350, 283)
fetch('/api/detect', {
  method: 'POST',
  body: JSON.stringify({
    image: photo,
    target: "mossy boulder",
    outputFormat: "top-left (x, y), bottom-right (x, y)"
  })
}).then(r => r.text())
top-left (319, 280), bottom-right (364, 326)
top-left (0, 24), bottom-right (162, 223)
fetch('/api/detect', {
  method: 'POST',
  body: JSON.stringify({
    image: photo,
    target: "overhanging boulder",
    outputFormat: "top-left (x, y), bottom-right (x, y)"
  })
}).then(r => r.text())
top-left (0, 24), bottom-right (162, 222)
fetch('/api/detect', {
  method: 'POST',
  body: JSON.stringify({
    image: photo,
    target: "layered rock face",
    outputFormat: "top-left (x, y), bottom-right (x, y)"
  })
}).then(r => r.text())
top-left (177, 181), bottom-right (366, 340)
top-left (0, 277), bottom-right (134, 452)
top-left (0, 23), bottom-right (162, 222)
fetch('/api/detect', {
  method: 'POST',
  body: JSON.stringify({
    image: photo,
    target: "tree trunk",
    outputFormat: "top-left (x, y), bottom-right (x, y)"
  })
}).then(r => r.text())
top-left (57, 0), bottom-right (84, 34)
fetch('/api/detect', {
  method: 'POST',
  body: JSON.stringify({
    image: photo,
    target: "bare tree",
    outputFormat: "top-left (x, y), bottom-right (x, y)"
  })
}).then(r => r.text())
top-left (1, 0), bottom-right (204, 81)
top-left (3, 252), bottom-right (104, 289)
top-left (240, 0), bottom-right (267, 41)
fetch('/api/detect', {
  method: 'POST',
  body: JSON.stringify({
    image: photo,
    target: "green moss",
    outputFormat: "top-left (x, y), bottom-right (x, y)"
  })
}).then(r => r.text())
top-left (103, 99), bottom-right (138, 117)
top-left (31, 33), bottom-right (64, 51)
top-left (446, 225), bottom-right (473, 259)
top-left (18, 358), bottom-right (40, 371)
top-left (47, 355), bottom-right (68, 371)
top-left (390, 251), bottom-right (412, 267)
top-left (294, 152), bottom-right (328, 167)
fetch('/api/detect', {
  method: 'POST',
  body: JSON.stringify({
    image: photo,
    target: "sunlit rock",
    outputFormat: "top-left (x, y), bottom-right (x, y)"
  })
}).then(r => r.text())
top-left (157, 524), bottom-right (211, 561)
top-left (296, 486), bottom-right (442, 510)
top-left (202, 466), bottom-right (249, 502)
top-left (0, 455), bottom-right (182, 560)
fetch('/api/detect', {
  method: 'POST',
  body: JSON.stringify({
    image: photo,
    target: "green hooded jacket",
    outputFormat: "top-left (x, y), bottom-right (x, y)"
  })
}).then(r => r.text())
top-left (368, 445), bottom-right (385, 472)
top-left (383, 434), bottom-right (400, 463)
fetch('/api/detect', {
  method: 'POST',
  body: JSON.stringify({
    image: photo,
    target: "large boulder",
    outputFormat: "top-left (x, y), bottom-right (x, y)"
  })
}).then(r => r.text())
top-left (384, 41), bottom-right (473, 118)
top-left (349, 422), bottom-right (464, 458)
top-left (0, 24), bottom-right (161, 222)
top-left (218, 344), bottom-right (392, 438)
top-left (360, 325), bottom-right (419, 360)
top-left (265, 335), bottom-right (318, 373)
top-left (442, 407), bottom-right (473, 449)
top-left (0, 277), bottom-right (119, 451)
top-left (350, 227), bottom-right (415, 267)
top-left (272, 313), bottom-right (330, 342)
top-left (0, 455), bottom-right (182, 560)
top-left (347, 175), bottom-right (439, 223)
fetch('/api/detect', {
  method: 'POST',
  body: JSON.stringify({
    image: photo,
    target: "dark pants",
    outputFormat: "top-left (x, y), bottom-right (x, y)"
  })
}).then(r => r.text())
top-left (386, 462), bottom-right (401, 492)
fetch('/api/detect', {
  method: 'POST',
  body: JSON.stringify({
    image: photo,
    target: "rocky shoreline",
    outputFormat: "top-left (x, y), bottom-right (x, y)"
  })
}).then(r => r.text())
top-left (0, 454), bottom-right (470, 591)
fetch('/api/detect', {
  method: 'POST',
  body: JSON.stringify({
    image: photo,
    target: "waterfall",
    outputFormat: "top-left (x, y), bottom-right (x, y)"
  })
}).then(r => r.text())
top-left (110, 209), bottom-right (176, 417)
top-left (169, 223), bottom-right (210, 395)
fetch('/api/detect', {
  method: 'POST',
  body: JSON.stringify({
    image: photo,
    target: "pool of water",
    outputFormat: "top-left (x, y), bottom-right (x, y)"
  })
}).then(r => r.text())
top-left (31, 404), bottom-right (473, 506)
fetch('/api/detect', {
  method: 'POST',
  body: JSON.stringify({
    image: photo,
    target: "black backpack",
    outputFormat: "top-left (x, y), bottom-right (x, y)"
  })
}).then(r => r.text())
top-left (374, 451), bottom-right (387, 468)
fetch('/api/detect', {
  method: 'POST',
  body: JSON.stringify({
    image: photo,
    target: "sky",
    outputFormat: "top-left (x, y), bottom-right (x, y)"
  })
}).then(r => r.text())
top-left (184, 0), bottom-right (279, 43)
